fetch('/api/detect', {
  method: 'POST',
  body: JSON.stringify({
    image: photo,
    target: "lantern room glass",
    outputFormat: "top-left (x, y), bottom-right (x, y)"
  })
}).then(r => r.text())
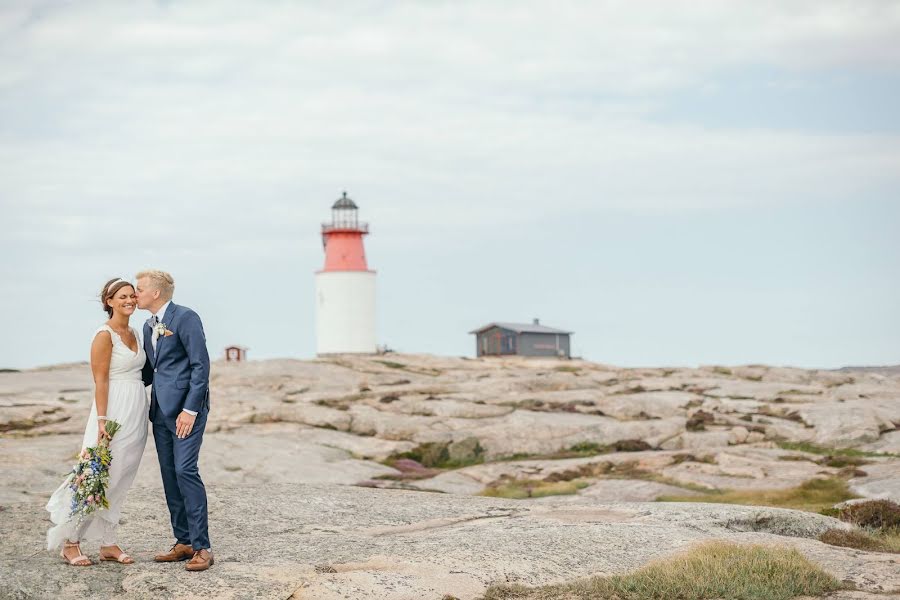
top-left (331, 192), bottom-right (358, 229)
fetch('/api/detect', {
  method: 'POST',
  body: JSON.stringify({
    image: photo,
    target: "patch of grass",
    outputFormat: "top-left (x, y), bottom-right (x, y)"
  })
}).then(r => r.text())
top-left (608, 464), bottom-right (716, 494)
top-left (372, 359), bottom-right (443, 376)
top-left (712, 366), bottom-right (733, 376)
top-left (386, 440), bottom-right (485, 469)
top-left (494, 440), bottom-right (654, 463)
top-left (479, 459), bottom-right (714, 498)
top-left (313, 394), bottom-right (366, 411)
top-left (374, 469), bottom-right (441, 481)
top-left (756, 405), bottom-right (809, 425)
top-left (611, 439), bottom-right (654, 452)
top-left (824, 376), bottom-right (855, 388)
top-left (777, 454), bottom-right (815, 462)
top-left (838, 499), bottom-right (900, 529)
top-left (685, 409), bottom-right (715, 431)
top-left (657, 477), bottom-right (859, 514)
top-left (779, 388), bottom-right (823, 396)
top-left (821, 455), bottom-right (871, 468)
top-left (671, 453), bottom-right (717, 465)
top-left (500, 398), bottom-right (606, 415)
top-left (374, 359), bottom-right (406, 369)
top-left (818, 528), bottom-right (900, 553)
top-left (620, 384), bottom-right (648, 394)
top-left (494, 452), bottom-right (543, 462)
top-left (480, 477), bottom-right (590, 499)
top-left (568, 441), bottom-right (604, 454)
top-left (480, 541), bottom-right (841, 600)
top-left (776, 440), bottom-right (899, 459)
top-left (552, 365), bottom-right (581, 374)
top-left (779, 453), bottom-right (870, 468)
top-left (873, 528), bottom-right (900, 552)
top-left (818, 499), bottom-right (900, 553)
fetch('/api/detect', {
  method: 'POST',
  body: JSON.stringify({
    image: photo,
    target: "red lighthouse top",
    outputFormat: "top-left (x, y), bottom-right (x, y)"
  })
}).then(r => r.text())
top-left (320, 191), bottom-right (372, 272)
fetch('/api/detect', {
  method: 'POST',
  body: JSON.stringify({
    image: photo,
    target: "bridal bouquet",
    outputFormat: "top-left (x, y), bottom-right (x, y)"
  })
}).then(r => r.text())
top-left (66, 420), bottom-right (121, 522)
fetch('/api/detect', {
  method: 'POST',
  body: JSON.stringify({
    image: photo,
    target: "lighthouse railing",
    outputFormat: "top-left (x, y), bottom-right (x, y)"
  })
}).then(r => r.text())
top-left (322, 223), bottom-right (369, 234)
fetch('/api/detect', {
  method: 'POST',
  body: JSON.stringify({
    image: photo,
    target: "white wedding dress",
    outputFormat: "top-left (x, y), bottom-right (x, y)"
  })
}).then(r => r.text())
top-left (46, 325), bottom-right (150, 550)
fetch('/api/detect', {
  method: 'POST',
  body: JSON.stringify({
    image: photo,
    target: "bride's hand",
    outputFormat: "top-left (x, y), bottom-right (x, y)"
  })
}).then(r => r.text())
top-left (96, 419), bottom-right (111, 444)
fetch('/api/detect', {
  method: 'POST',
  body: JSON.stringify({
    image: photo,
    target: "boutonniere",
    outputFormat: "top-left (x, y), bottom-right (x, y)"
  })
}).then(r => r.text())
top-left (154, 322), bottom-right (174, 337)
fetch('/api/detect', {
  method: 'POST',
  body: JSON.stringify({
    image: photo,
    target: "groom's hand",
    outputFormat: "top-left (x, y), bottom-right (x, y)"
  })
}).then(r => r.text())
top-left (176, 410), bottom-right (196, 439)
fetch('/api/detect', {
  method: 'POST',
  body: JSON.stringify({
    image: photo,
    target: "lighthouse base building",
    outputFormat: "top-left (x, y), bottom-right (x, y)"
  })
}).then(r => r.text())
top-left (315, 191), bottom-right (377, 355)
top-left (315, 271), bottom-right (376, 354)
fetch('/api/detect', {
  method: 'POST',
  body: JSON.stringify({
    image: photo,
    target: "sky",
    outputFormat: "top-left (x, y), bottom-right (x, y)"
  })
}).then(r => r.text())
top-left (1, 1), bottom-right (899, 369)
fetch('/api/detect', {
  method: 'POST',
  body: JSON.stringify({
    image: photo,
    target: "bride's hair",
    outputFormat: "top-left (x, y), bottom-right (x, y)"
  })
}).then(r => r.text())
top-left (101, 278), bottom-right (134, 317)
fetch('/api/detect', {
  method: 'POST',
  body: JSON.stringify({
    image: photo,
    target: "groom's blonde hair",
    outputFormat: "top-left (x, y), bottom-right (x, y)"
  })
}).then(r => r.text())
top-left (136, 269), bottom-right (175, 301)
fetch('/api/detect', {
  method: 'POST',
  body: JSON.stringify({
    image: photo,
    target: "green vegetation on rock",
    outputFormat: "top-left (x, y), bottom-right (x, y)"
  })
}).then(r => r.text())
top-left (776, 440), bottom-right (899, 459)
top-left (657, 477), bottom-right (858, 514)
top-left (496, 439), bottom-right (654, 463)
top-left (386, 438), bottom-right (485, 469)
top-left (818, 528), bottom-right (900, 553)
top-left (481, 541), bottom-right (841, 600)
top-left (818, 499), bottom-right (900, 553)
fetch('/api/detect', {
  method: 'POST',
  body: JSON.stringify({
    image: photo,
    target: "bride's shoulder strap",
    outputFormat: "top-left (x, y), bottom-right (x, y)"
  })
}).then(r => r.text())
top-left (93, 324), bottom-right (115, 342)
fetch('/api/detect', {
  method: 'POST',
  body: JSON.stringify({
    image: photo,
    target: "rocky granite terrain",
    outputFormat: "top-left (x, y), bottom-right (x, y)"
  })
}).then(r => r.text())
top-left (1, 354), bottom-right (898, 598)
top-left (4, 484), bottom-right (899, 600)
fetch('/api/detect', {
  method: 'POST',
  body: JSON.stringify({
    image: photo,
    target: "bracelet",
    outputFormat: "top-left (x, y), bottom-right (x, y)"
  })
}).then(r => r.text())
top-left (97, 416), bottom-right (107, 420)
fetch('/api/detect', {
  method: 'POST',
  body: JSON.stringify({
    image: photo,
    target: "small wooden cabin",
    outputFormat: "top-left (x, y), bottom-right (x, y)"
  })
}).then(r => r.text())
top-left (469, 319), bottom-right (572, 358)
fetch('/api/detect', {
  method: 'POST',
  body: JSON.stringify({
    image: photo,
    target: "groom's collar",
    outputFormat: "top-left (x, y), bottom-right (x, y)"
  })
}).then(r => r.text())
top-left (150, 300), bottom-right (173, 323)
top-left (154, 300), bottom-right (171, 320)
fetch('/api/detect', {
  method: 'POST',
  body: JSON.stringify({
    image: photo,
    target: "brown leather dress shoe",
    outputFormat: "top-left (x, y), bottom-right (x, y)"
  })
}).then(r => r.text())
top-left (154, 543), bottom-right (194, 562)
top-left (185, 549), bottom-right (214, 571)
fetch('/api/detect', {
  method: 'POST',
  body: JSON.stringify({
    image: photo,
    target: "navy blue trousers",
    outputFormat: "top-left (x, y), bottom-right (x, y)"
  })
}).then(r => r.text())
top-left (152, 409), bottom-right (210, 550)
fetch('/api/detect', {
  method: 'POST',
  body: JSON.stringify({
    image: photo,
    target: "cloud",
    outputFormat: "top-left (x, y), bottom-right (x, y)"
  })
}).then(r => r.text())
top-left (1, 1), bottom-right (898, 367)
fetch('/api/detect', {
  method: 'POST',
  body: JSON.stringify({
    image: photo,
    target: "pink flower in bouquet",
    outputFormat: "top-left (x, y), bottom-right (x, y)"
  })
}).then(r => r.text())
top-left (65, 419), bottom-right (122, 523)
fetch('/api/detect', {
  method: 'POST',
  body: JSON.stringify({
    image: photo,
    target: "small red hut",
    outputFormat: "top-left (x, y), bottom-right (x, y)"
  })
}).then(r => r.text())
top-left (224, 345), bottom-right (248, 362)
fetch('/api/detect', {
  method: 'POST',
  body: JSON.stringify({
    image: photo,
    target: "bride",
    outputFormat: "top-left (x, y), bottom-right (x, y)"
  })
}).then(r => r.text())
top-left (46, 278), bottom-right (150, 565)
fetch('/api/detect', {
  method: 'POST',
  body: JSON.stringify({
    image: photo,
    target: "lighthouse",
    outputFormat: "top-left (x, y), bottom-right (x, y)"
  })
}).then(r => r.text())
top-left (315, 191), bottom-right (377, 355)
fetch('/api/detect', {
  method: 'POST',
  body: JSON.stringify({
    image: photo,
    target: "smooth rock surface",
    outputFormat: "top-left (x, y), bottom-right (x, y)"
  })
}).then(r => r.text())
top-left (3, 484), bottom-right (899, 600)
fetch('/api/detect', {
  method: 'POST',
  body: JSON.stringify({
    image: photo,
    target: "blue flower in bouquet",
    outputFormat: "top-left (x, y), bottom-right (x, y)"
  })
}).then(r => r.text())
top-left (66, 420), bottom-right (122, 522)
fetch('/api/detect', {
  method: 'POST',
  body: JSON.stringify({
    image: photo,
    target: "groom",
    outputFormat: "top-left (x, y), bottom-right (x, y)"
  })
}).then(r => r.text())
top-left (136, 269), bottom-right (213, 571)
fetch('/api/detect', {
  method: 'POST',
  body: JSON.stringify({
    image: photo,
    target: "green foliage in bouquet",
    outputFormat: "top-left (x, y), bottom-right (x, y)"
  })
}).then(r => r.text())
top-left (67, 420), bottom-right (121, 521)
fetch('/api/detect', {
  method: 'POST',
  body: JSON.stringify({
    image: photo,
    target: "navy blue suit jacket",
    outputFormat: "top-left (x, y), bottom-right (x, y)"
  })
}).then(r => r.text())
top-left (143, 302), bottom-right (210, 423)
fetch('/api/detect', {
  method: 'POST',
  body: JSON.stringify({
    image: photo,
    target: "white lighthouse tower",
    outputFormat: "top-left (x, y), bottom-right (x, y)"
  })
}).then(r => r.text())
top-left (315, 191), bottom-right (377, 355)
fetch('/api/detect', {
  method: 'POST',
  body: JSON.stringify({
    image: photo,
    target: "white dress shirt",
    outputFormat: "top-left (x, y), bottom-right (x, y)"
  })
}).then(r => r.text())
top-left (150, 300), bottom-right (171, 353)
top-left (150, 301), bottom-right (197, 417)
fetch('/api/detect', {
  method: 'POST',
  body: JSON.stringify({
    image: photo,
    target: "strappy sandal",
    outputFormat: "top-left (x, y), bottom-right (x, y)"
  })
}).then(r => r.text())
top-left (100, 545), bottom-right (135, 564)
top-left (60, 541), bottom-right (92, 566)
